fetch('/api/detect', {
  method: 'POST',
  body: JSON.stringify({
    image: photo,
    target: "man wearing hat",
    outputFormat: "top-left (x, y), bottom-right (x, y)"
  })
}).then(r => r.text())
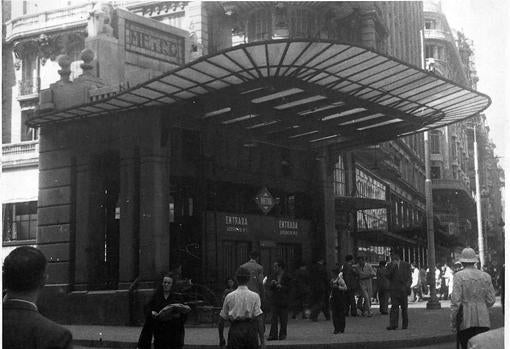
top-left (450, 247), bottom-right (496, 349)
top-left (218, 267), bottom-right (266, 349)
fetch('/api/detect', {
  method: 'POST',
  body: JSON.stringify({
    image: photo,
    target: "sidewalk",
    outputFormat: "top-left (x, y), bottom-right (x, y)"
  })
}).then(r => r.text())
top-left (68, 300), bottom-right (503, 349)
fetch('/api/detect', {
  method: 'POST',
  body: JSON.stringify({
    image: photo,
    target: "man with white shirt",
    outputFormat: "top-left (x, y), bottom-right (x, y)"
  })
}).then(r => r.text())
top-left (218, 267), bottom-right (265, 349)
top-left (410, 263), bottom-right (422, 302)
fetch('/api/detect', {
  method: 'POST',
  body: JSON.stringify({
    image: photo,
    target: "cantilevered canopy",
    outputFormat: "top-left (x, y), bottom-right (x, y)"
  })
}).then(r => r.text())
top-left (30, 39), bottom-right (491, 149)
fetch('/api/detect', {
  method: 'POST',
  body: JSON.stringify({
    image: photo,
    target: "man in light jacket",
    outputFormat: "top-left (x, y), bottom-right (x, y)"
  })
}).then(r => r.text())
top-left (450, 248), bottom-right (496, 349)
top-left (355, 256), bottom-right (376, 317)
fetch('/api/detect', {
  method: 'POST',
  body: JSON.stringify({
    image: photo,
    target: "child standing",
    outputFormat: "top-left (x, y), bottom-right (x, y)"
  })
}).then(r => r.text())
top-left (330, 271), bottom-right (348, 334)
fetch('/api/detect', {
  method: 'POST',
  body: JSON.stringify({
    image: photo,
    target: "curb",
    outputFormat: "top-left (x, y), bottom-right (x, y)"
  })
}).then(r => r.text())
top-left (74, 334), bottom-right (456, 348)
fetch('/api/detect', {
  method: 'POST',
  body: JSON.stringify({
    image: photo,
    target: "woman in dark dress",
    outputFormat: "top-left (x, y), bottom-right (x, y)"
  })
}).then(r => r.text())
top-left (138, 273), bottom-right (191, 349)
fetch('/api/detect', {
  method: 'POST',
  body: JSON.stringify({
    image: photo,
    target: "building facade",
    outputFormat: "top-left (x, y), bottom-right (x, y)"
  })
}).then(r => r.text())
top-left (2, 1), bottom-right (492, 325)
top-left (423, 0), bottom-right (504, 264)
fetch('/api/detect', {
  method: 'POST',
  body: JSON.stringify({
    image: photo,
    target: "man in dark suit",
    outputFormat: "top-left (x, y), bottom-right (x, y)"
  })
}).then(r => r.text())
top-left (385, 249), bottom-right (412, 330)
top-left (3, 246), bottom-right (73, 349)
top-left (267, 260), bottom-right (292, 340)
top-left (342, 255), bottom-right (359, 316)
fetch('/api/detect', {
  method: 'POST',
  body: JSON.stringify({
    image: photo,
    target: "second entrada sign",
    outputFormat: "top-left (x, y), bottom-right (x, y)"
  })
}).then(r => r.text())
top-left (255, 187), bottom-right (275, 215)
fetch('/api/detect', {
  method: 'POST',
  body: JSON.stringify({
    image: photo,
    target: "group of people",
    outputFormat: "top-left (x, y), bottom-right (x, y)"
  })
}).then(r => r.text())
top-left (2, 246), bottom-right (500, 349)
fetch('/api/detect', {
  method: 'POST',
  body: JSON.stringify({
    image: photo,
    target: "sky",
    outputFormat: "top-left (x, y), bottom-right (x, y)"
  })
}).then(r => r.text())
top-left (440, 0), bottom-right (509, 165)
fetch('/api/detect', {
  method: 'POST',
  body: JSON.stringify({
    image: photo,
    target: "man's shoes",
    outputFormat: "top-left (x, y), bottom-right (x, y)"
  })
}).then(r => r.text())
top-left (381, 311), bottom-right (388, 315)
top-left (310, 318), bottom-right (318, 322)
top-left (402, 326), bottom-right (408, 330)
top-left (333, 330), bottom-right (340, 334)
top-left (267, 336), bottom-right (278, 341)
top-left (279, 335), bottom-right (286, 340)
top-left (386, 326), bottom-right (397, 330)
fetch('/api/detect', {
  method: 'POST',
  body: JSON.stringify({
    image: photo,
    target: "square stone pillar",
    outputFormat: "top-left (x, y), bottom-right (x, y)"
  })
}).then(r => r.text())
top-left (319, 147), bottom-right (337, 271)
top-left (137, 114), bottom-right (170, 281)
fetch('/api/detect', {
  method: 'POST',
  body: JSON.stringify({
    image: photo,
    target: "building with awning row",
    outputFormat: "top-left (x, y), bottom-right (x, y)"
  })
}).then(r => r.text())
top-left (3, 1), bottom-right (491, 324)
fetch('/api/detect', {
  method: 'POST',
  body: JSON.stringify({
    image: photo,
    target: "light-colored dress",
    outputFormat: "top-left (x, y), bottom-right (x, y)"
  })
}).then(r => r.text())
top-left (450, 267), bottom-right (496, 330)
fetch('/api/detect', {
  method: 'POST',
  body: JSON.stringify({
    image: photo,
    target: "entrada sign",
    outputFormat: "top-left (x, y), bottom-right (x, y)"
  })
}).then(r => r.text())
top-left (255, 187), bottom-right (275, 215)
top-left (225, 215), bottom-right (248, 233)
top-left (278, 219), bottom-right (298, 236)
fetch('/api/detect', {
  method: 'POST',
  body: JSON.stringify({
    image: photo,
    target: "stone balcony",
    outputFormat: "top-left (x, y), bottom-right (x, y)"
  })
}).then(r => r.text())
top-left (2, 141), bottom-right (39, 169)
top-left (424, 28), bottom-right (455, 43)
top-left (5, 3), bottom-right (94, 43)
top-left (432, 178), bottom-right (473, 200)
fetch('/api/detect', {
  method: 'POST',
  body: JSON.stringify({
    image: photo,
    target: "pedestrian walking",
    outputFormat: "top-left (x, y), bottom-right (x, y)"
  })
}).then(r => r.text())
top-left (356, 256), bottom-right (376, 317)
top-left (267, 260), bottom-right (292, 341)
top-left (342, 255), bottom-right (359, 317)
top-left (376, 260), bottom-right (390, 314)
top-left (386, 249), bottom-right (412, 330)
top-left (240, 251), bottom-right (265, 302)
top-left (309, 259), bottom-right (331, 321)
top-left (450, 248), bottom-right (496, 349)
top-left (3, 246), bottom-right (73, 349)
top-left (444, 264), bottom-right (454, 299)
top-left (138, 273), bottom-right (191, 349)
top-left (218, 267), bottom-right (266, 349)
top-left (419, 266), bottom-right (428, 297)
top-left (330, 271), bottom-right (348, 334)
top-left (410, 262), bottom-right (422, 302)
top-left (291, 264), bottom-right (310, 319)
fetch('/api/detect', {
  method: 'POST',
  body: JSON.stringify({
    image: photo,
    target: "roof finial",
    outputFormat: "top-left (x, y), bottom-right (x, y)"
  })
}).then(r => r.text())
top-left (80, 48), bottom-right (95, 76)
top-left (57, 54), bottom-right (72, 83)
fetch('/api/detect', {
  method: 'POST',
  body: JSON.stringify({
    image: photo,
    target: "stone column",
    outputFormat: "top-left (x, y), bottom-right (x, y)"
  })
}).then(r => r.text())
top-left (319, 147), bottom-right (337, 270)
top-left (137, 114), bottom-right (170, 282)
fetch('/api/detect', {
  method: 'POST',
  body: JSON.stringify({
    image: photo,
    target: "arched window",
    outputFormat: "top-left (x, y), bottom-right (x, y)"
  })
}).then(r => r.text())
top-left (248, 8), bottom-right (272, 42)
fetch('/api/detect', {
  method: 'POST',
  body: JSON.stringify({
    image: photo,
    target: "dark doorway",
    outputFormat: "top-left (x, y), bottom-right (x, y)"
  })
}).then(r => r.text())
top-left (88, 152), bottom-right (120, 290)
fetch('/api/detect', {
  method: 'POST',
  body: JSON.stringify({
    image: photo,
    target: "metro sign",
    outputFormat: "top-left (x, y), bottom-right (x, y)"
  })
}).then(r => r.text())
top-left (255, 187), bottom-right (275, 215)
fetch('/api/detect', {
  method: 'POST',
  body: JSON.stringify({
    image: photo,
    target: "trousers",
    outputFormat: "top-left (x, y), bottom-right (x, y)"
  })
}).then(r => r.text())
top-left (389, 292), bottom-right (408, 328)
top-left (269, 305), bottom-right (288, 339)
top-left (228, 320), bottom-right (258, 349)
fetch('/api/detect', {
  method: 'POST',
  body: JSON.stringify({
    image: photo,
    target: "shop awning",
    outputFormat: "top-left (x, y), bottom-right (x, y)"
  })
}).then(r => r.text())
top-left (30, 39), bottom-right (491, 149)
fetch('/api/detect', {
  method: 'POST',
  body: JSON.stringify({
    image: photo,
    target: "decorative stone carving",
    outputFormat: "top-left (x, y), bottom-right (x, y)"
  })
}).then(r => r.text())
top-left (87, 2), bottom-right (114, 38)
top-left (73, 48), bottom-right (106, 89)
top-left (56, 55), bottom-right (72, 84)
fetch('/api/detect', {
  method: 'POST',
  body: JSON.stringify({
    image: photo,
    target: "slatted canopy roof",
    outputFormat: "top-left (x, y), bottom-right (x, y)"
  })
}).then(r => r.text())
top-left (30, 39), bottom-right (491, 149)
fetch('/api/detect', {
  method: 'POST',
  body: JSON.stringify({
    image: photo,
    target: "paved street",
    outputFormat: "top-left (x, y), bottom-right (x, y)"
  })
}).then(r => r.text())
top-left (68, 300), bottom-right (503, 348)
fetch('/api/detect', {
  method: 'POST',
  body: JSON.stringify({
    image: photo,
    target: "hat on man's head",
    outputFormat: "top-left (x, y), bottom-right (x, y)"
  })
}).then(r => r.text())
top-left (235, 266), bottom-right (251, 278)
top-left (458, 247), bottom-right (478, 263)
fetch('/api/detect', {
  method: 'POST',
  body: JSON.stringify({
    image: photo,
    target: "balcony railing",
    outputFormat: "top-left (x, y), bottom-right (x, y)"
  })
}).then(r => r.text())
top-left (5, 3), bottom-right (93, 42)
top-left (432, 178), bottom-right (473, 199)
top-left (2, 141), bottom-right (39, 167)
top-left (424, 28), bottom-right (455, 43)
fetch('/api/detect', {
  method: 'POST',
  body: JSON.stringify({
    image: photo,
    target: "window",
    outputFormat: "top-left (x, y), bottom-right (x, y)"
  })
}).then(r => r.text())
top-left (451, 137), bottom-right (458, 160)
top-left (425, 19), bottom-right (436, 29)
top-left (431, 131), bottom-right (441, 154)
top-left (289, 8), bottom-right (313, 38)
top-left (2, 201), bottom-right (38, 242)
top-left (425, 45), bottom-right (434, 59)
top-left (248, 8), bottom-right (271, 42)
top-left (334, 155), bottom-right (346, 196)
top-left (431, 166), bottom-right (441, 179)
